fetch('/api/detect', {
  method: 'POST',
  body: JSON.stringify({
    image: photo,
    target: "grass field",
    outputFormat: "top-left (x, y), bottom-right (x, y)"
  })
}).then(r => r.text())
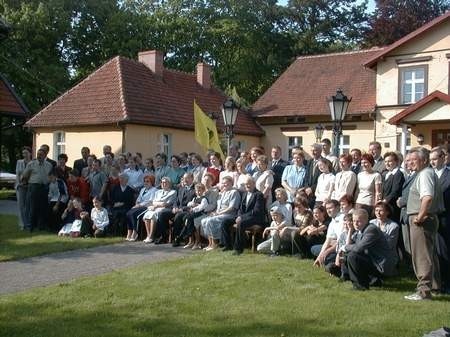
top-left (0, 215), bottom-right (122, 261)
top-left (0, 189), bottom-right (15, 200)
top-left (0, 252), bottom-right (449, 337)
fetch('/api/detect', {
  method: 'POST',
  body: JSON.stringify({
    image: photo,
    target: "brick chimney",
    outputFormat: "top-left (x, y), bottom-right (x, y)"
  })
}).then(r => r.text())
top-left (196, 62), bottom-right (211, 89)
top-left (138, 50), bottom-right (164, 77)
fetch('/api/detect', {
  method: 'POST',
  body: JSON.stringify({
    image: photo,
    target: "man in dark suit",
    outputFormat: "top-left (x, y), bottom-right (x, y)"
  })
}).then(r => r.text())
top-left (73, 147), bottom-right (90, 176)
top-left (382, 152), bottom-right (405, 223)
top-left (228, 176), bottom-right (266, 255)
top-left (430, 146), bottom-right (450, 292)
top-left (305, 143), bottom-right (323, 206)
top-left (345, 209), bottom-right (396, 290)
top-left (350, 148), bottom-right (362, 174)
top-left (396, 152), bottom-right (415, 257)
top-left (270, 146), bottom-right (288, 198)
top-left (158, 172), bottom-right (196, 243)
top-left (110, 173), bottom-right (135, 235)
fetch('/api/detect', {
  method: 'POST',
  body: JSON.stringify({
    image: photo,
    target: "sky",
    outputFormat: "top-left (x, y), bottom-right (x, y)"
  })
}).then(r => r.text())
top-left (277, 0), bottom-right (376, 13)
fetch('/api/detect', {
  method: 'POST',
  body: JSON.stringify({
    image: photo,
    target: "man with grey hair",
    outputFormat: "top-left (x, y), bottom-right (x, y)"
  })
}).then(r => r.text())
top-left (110, 173), bottom-right (134, 235)
top-left (405, 147), bottom-right (444, 300)
top-left (369, 141), bottom-right (385, 173)
top-left (305, 143), bottom-right (324, 205)
top-left (345, 208), bottom-right (395, 290)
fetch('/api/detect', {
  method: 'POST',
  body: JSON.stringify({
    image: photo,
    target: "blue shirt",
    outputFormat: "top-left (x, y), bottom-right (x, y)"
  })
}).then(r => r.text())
top-left (281, 164), bottom-right (307, 201)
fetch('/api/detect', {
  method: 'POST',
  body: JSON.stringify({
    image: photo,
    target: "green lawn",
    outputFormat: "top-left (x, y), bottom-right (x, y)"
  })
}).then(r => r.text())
top-left (0, 252), bottom-right (449, 337)
top-left (0, 189), bottom-right (15, 200)
top-left (0, 215), bottom-right (122, 261)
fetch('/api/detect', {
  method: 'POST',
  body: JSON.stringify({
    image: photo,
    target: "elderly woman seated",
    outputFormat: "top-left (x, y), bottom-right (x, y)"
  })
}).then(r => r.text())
top-left (125, 174), bottom-right (157, 241)
top-left (142, 176), bottom-right (177, 243)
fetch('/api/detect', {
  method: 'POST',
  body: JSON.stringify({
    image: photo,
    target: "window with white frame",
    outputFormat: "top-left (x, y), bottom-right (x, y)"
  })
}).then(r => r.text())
top-left (399, 66), bottom-right (427, 104)
top-left (287, 136), bottom-right (303, 161)
top-left (339, 135), bottom-right (350, 155)
top-left (53, 131), bottom-right (66, 159)
top-left (157, 133), bottom-right (172, 157)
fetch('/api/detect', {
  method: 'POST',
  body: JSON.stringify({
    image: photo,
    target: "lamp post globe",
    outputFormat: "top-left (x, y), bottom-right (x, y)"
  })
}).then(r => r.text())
top-left (222, 98), bottom-right (239, 156)
top-left (328, 89), bottom-right (351, 156)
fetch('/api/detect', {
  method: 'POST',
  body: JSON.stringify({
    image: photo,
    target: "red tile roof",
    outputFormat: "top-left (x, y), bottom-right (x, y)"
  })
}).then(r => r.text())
top-left (26, 57), bottom-right (263, 136)
top-left (364, 11), bottom-right (450, 68)
top-left (251, 49), bottom-right (382, 118)
top-left (0, 73), bottom-right (28, 117)
top-left (389, 90), bottom-right (450, 125)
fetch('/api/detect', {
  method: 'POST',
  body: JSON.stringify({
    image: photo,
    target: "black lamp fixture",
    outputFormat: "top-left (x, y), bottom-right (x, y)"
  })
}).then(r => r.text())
top-left (314, 123), bottom-right (325, 142)
top-left (328, 89), bottom-right (352, 156)
top-left (221, 98), bottom-right (239, 156)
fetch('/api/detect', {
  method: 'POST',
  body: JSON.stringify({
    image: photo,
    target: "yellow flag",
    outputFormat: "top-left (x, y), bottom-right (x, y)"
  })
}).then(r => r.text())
top-left (194, 100), bottom-right (224, 159)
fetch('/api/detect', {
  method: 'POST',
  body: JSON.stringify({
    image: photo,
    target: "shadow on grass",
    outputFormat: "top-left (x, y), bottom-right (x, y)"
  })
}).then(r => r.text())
top-left (0, 301), bottom-right (386, 337)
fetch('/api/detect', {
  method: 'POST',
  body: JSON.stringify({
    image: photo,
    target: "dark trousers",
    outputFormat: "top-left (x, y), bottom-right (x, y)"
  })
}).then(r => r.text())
top-left (111, 207), bottom-right (129, 236)
top-left (48, 201), bottom-right (66, 232)
top-left (155, 209), bottom-right (174, 240)
top-left (28, 183), bottom-right (48, 231)
top-left (296, 234), bottom-right (325, 258)
top-left (172, 211), bottom-right (189, 239)
top-left (220, 218), bottom-right (237, 249)
top-left (347, 251), bottom-right (382, 289)
top-left (233, 218), bottom-right (262, 252)
top-left (126, 206), bottom-right (147, 231)
top-left (178, 212), bottom-right (203, 240)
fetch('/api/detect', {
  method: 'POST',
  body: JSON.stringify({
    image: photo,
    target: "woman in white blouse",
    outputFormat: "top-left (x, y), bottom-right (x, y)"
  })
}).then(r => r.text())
top-left (253, 154), bottom-right (274, 211)
top-left (189, 153), bottom-right (205, 185)
top-left (314, 158), bottom-right (335, 206)
top-left (218, 156), bottom-right (239, 189)
top-left (331, 154), bottom-right (357, 202)
top-left (355, 153), bottom-right (382, 217)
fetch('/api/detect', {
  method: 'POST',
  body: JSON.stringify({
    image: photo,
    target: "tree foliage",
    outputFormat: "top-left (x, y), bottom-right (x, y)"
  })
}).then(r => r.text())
top-left (364, 0), bottom-right (450, 47)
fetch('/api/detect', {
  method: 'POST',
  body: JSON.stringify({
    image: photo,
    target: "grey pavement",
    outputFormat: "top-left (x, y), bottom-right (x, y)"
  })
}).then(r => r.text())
top-left (0, 199), bottom-right (18, 216)
top-left (0, 242), bottom-right (194, 295)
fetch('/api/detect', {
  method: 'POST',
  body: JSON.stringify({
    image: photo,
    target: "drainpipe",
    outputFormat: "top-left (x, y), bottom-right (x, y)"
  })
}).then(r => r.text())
top-left (400, 124), bottom-right (407, 156)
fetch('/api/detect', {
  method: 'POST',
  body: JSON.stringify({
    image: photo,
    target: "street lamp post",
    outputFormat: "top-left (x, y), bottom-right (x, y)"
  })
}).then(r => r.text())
top-left (314, 123), bottom-right (325, 143)
top-left (328, 89), bottom-right (351, 156)
top-left (221, 98), bottom-right (239, 156)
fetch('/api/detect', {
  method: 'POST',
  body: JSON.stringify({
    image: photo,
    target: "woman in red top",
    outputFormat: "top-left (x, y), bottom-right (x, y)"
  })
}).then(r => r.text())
top-left (203, 152), bottom-right (222, 186)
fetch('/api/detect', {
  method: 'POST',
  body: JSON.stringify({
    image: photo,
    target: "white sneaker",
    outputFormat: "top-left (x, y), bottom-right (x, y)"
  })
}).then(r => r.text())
top-left (404, 293), bottom-right (430, 301)
top-left (143, 237), bottom-right (154, 244)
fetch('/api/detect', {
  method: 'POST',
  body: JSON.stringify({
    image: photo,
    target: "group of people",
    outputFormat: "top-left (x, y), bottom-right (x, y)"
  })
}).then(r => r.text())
top-left (14, 139), bottom-right (450, 301)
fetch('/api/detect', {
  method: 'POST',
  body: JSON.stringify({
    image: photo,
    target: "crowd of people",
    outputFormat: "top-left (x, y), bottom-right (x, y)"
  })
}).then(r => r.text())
top-left (14, 140), bottom-right (450, 300)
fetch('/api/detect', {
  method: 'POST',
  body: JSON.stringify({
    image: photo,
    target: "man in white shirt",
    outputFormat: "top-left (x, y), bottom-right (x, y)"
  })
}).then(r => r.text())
top-left (313, 199), bottom-right (344, 268)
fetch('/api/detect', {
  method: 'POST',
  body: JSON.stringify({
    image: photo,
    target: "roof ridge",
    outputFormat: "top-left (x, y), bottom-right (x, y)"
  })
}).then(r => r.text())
top-left (296, 47), bottom-right (385, 60)
top-left (116, 57), bottom-right (129, 121)
top-left (29, 56), bottom-right (121, 123)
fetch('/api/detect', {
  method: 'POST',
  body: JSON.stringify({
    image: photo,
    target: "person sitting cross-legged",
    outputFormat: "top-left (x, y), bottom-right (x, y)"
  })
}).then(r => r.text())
top-left (125, 174), bottom-right (157, 241)
top-left (221, 175), bottom-right (266, 255)
top-left (201, 176), bottom-right (240, 251)
top-left (142, 177), bottom-right (177, 243)
top-left (158, 172), bottom-right (196, 244)
top-left (257, 206), bottom-right (286, 255)
top-left (344, 208), bottom-right (397, 290)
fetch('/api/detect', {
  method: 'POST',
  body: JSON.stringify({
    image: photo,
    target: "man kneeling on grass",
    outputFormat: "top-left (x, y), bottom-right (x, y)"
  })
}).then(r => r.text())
top-left (342, 209), bottom-right (397, 290)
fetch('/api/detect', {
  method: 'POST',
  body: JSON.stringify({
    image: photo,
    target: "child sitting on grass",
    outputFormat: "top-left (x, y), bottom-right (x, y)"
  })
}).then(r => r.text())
top-left (257, 206), bottom-right (286, 255)
top-left (58, 198), bottom-right (84, 237)
top-left (80, 197), bottom-right (109, 238)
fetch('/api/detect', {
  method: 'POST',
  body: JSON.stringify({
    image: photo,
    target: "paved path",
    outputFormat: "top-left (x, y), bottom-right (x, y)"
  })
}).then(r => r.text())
top-left (0, 242), bottom-right (193, 295)
top-left (0, 199), bottom-right (18, 216)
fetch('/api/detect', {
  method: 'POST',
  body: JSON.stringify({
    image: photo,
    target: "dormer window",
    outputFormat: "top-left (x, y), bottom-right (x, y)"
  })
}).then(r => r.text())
top-left (399, 65), bottom-right (428, 104)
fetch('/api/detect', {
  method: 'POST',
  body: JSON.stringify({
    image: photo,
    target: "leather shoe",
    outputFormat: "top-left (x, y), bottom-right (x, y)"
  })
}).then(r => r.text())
top-left (222, 246), bottom-right (232, 252)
